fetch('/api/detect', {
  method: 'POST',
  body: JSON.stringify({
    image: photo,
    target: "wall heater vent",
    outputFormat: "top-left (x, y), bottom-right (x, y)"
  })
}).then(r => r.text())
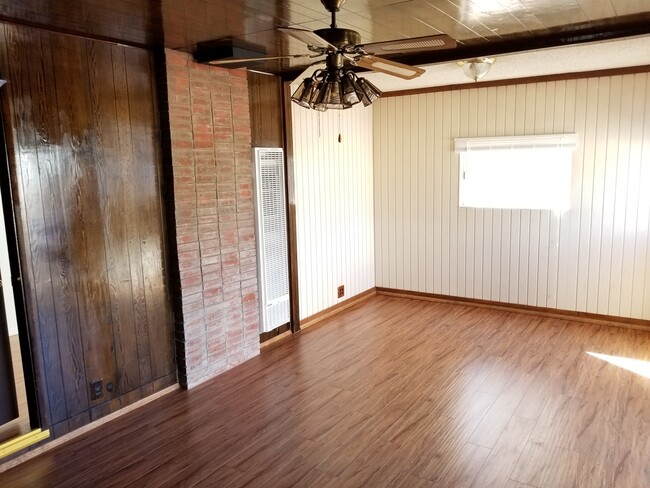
top-left (254, 148), bottom-right (290, 333)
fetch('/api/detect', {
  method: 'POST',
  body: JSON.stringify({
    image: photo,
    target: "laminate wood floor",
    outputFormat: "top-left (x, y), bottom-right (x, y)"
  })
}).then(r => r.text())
top-left (2, 296), bottom-right (649, 487)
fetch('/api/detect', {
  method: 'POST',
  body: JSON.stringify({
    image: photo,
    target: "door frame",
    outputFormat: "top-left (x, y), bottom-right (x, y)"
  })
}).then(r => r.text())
top-left (0, 81), bottom-right (41, 431)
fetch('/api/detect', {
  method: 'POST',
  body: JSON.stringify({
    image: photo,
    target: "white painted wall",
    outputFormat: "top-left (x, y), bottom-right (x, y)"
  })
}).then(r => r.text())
top-left (373, 73), bottom-right (650, 320)
top-left (292, 103), bottom-right (375, 320)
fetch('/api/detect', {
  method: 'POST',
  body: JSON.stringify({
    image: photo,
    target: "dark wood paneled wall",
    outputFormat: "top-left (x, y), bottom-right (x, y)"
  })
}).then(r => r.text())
top-left (247, 72), bottom-right (284, 148)
top-left (247, 71), bottom-right (301, 334)
top-left (0, 0), bottom-right (161, 48)
top-left (0, 22), bottom-right (176, 439)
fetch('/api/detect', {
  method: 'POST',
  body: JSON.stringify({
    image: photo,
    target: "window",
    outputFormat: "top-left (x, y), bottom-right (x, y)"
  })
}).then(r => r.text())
top-left (455, 133), bottom-right (577, 210)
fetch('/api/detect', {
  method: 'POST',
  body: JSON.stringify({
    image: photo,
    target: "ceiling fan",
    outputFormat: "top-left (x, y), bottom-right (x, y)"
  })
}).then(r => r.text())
top-left (206, 0), bottom-right (456, 110)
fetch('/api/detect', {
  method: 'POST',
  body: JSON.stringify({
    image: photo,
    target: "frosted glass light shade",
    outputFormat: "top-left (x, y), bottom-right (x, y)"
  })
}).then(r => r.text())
top-left (458, 57), bottom-right (495, 82)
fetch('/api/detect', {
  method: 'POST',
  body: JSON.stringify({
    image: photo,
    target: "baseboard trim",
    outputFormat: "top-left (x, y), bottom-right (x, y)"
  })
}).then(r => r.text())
top-left (376, 288), bottom-right (650, 331)
top-left (300, 288), bottom-right (377, 331)
top-left (260, 330), bottom-right (293, 351)
top-left (259, 323), bottom-right (290, 344)
top-left (0, 383), bottom-right (180, 473)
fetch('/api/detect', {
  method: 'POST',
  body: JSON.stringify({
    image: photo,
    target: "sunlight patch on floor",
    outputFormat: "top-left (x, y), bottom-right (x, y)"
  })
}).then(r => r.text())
top-left (587, 352), bottom-right (650, 379)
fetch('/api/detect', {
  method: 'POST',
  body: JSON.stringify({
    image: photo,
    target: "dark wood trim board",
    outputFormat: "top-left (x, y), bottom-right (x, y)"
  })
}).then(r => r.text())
top-left (376, 287), bottom-right (650, 332)
top-left (300, 288), bottom-right (377, 330)
top-left (383, 64), bottom-right (650, 98)
top-left (282, 81), bottom-right (300, 333)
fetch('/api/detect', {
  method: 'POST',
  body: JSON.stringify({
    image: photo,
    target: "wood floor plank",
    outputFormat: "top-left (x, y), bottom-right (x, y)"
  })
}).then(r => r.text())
top-left (364, 414), bottom-right (454, 486)
top-left (531, 393), bottom-right (617, 456)
top-left (467, 372), bottom-right (535, 448)
top-left (505, 481), bottom-right (535, 488)
top-left (510, 439), bottom-right (607, 487)
top-left (470, 416), bottom-right (537, 488)
top-left (395, 473), bottom-right (439, 488)
top-left (335, 436), bottom-right (401, 487)
top-left (2, 296), bottom-right (649, 488)
top-left (630, 329), bottom-right (650, 400)
top-left (539, 448), bottom-right (606, 488)
top-left (413, 390), bottom-right (495, 481)
top-left (316, 404), bottom-right (408, 477)
top-left (423, 441), bottom-right (492, 487)
top-left (289, 468), bottom-right (340, 488)
top-left (510, 439), bottom-right (555, 486)
top-left (600, 396), bottom-right (650, 488)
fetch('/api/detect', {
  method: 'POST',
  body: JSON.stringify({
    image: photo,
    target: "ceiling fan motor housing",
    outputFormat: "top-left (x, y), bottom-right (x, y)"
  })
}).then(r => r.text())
top-left (326, 52), bottom-right (345, 73)
top-left (314, 28), bottom-right (361, 49)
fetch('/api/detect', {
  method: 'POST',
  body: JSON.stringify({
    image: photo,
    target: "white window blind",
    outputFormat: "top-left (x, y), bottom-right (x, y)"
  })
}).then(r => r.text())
top-left (254, 148), bottom-right (290, 333)
top-left (455, 133), bottom-right (577, 210)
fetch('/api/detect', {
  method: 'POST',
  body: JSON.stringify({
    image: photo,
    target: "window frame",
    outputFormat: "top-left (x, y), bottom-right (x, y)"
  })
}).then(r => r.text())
top-left (454, 133), bottom-right (577, 211)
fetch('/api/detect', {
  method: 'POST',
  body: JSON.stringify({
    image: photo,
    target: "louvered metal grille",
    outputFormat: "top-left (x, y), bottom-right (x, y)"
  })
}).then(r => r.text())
top-left (254, 148), bottom-right (290, 332)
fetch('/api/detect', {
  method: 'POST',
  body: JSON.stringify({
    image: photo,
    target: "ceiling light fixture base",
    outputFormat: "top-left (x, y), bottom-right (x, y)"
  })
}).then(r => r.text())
top-left (314, 28), bottom-right (361, 49)
top-left (321, 0), bottom-right (346, 12)
top-left (457, 57), bottom-right (496, 82)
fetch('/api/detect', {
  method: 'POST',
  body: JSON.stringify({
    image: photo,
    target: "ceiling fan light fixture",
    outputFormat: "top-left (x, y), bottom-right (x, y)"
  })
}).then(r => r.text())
top-left (291, 78), bottom-right (316, 108)
top-left (313, 76), bottom-right (345, 111)
top-left (311, 77), bottom-right (329, 110)
top-left (291, 68), bottom-right (379, 111)
top-left (326, 81), bottom-right (346, 109)
top-left (342, 72), bottom-right (361, 105)
top-left (458, 57), bottom-right (496, 82)
top-left (355, 77), bottom-right (382, 107)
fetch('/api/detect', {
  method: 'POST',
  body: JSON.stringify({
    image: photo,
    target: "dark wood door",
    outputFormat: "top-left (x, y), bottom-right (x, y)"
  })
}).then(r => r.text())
top-left (0, 275), bottom-right (18, 425)
top-left (0, 22), bottom-right (176, 437)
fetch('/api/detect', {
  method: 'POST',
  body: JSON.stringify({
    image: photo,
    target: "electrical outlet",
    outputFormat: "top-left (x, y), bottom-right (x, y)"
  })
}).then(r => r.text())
top-left (90, 380), bottom-right (103, 401)
top-left (337, 285), bottom-right (345, 298)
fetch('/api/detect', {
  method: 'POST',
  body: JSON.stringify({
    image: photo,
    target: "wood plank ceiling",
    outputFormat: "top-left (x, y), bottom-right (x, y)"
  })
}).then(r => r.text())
top-left (0, 0), bottom-right (649, 73)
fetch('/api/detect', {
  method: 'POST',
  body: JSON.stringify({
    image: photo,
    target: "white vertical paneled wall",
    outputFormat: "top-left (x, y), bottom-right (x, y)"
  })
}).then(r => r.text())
top-left (292, 103), bottom-right (375, 320)
top-left (374, 73), bottom-right (650, 320)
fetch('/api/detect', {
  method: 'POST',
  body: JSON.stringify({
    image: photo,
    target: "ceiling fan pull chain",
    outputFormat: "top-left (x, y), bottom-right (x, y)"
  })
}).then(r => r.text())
top-left (338, 111), bottom-right (342, 143)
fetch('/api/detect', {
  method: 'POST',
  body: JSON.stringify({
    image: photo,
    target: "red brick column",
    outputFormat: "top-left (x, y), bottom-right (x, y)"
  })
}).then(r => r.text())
top-left (164, 49), bottom-right (259, 387)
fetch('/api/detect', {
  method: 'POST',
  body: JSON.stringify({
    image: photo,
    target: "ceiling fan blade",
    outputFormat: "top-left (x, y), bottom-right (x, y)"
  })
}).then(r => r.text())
top-left (358, 34), bottom-right (456, 55)
top-left (207, 54), bottom-right (319, 66)
top-left (279, 27), bottom-right (336, 50)
top-left (356, 55), bottom-right (425, 80)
